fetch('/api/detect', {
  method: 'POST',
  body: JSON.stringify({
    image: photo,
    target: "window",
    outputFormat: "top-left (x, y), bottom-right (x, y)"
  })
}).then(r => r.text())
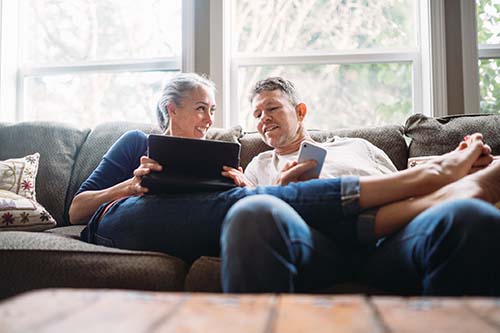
top-left (477, 0), bottom-right (500, 114)
top-left (227, 0), bottom-right (421, 130)
top-left (3, 0), bottom-right (187, 128)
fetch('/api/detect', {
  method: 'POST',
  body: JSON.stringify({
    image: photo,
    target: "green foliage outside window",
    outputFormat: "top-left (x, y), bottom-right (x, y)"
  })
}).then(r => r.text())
top-left (477, 0), bottom-right (500, 114)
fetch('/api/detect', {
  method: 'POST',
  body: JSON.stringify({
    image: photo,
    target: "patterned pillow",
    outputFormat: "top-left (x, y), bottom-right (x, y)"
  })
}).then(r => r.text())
top-left (0, 189), bottom-right (56, 231)
top-left (0, 153), bottom-right (39, 200)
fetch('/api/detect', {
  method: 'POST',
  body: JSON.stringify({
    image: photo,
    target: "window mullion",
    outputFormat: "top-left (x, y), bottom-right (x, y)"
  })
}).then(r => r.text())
top-left (182, 0), bottom-right (195, 72)
top-left (235, 51), bottom-right (417, 67)
top-left (21, 58), bottom-right (181, 77)
top-left (210, 0), bottom-right (231, 128)
top-left (478, 45), bottom-right (500, 59)
top-left (421, 0), bottom-right (448, 117)
top-left (0, 0), bottom-right (20, 122)
top-left (461, 0), bottom-right (480, 115)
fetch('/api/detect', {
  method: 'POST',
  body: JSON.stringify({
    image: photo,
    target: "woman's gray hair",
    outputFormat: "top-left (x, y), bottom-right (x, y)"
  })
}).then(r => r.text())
top-left (156, 73), bottom-right (216, 131)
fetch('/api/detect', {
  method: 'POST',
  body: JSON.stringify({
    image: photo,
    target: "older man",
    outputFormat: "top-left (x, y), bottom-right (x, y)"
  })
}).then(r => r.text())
top-left (220, 77), bottom-right (500, 296)
top-left (223, 77), bottom-right (396, 187)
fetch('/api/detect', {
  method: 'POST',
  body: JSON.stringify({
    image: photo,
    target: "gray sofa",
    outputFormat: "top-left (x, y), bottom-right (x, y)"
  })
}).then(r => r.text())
top-left (1, 113), bottom-right (499, 300)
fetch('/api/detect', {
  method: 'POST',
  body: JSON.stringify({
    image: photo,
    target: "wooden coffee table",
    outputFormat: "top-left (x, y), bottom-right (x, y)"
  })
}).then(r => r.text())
top-left (1, 289), bottom-right (500, 332)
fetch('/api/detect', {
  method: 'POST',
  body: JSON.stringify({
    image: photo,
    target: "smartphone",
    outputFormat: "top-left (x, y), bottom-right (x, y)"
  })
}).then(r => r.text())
top-left (297, 141), bottom-right (327, 179)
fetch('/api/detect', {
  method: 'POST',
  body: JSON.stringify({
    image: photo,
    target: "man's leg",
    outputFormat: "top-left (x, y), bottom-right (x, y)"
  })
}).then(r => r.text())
top-left (221, 195), bottom-right (356, 293)
top-left (360, 198), bottom-right (500, 296)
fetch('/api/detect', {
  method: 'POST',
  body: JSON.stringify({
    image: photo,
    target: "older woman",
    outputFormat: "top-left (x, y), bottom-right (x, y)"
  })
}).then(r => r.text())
top-left (69, 73), bottom-right (216, 225)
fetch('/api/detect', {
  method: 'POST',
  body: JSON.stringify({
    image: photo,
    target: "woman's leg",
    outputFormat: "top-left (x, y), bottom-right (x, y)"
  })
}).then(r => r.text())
top-left (373, 158), bottom-right (500, 237)
top-left (358, 134), bottom-right (488, 210)
top-left (92, 179), bottom-right (356, 262)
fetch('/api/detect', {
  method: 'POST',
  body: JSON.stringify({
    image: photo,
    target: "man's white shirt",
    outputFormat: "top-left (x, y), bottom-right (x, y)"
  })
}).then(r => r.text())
top-left (244, 137), bottom-right (397, 186)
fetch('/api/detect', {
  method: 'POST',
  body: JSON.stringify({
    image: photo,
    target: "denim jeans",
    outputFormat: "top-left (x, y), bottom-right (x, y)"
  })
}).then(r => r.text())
top-left (360, 198), bottom-right (500, 296)
top-left (221, 196), bottom-right (500, 296)
top-left (81, 177), bottom-right (366, 263)
top-left (220, 195), bottom-right (363, 292)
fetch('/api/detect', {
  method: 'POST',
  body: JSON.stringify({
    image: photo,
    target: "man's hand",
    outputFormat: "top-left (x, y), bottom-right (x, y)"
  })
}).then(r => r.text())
top-left (274, 160), bottom-right (318, 186)
top-left (129, 156), bottom-right (162, 195)
top-left (222, 166), bottom-right (255, 187)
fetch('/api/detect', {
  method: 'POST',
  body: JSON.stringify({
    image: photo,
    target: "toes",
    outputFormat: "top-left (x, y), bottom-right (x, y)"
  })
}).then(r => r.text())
top-left (468, 133), bottom-right (484, 143)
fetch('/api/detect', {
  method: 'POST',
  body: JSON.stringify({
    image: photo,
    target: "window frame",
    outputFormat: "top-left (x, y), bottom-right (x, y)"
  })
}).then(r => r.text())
top-left (0, 0), bottom-right (195, 123)
top-left (211, 0), bottom-right (449, 129)
top-left (461, 0), bottom-right (500, 115)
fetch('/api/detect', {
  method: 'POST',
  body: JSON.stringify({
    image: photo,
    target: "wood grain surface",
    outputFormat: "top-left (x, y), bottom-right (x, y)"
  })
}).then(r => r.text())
top-left (1, 289), bottom-right (499, 333)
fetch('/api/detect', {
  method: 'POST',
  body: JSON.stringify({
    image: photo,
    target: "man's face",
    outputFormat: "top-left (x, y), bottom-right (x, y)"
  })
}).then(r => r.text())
top-left (252, 90), bottom-right (301, 149)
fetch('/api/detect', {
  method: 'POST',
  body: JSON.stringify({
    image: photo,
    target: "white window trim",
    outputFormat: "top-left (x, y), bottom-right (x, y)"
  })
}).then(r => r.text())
top-left (461, 0), bottom-right (480, 115)
top-left (420, 0), bottom-right (448, 118)
top-left (182, 0), bottom-right (195, 72)
top-left (210, 0), bottom-right (231, 128)
top-left (478, 44), bottom-right (500, 58)
top-left (0, 0), bottom-right (193, 123)
top-left (0, 0), bottom-right (20, 122)
top-left (212, 0), bottom-right (446, 128)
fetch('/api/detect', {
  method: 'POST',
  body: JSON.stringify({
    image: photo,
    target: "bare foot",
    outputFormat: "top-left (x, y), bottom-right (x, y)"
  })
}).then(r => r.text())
top-left (428, 160), bottom-right (500, 205)
top-left (416, 133), bottom-right (489, 191)
top-left (454, 133), bottom-right (493, 170)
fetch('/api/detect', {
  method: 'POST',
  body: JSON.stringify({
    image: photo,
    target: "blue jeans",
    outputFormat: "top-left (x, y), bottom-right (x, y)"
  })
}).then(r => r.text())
top-left (81, 177), bottom-right (366, 263)
top-left (221, 196), bottom-right (500, 295)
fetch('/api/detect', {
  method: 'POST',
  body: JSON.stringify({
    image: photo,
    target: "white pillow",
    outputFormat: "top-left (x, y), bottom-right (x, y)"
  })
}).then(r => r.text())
top-left (0, 153), bottom-right (39, 200)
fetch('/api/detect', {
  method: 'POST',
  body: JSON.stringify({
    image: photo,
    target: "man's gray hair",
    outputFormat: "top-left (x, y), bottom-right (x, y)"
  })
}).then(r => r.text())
top-left (156, 73), bottom-right (216, 131)
top-left (249, 77), bottom-right (299, 106)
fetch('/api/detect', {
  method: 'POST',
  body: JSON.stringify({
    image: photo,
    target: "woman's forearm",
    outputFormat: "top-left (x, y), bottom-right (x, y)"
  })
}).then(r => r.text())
top-left (69, 179), bottom-right (133, 225)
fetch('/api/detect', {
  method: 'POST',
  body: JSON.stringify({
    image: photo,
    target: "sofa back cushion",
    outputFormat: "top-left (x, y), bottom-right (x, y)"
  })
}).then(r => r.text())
top-left (405, 113), bottom-right (500, 157)
top-left (64, 123), bottom-right (242, 225)
top-left (240, 125), bottom-right (408, 171)
top-left (0, 122), bottom-right (89, 225)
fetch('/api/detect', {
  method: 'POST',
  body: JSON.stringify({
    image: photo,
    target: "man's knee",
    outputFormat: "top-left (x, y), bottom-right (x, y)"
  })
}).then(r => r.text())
top-left (221, 195), bottom-right (301, 257)
top-left (222, 195), bottom-right (284, 245)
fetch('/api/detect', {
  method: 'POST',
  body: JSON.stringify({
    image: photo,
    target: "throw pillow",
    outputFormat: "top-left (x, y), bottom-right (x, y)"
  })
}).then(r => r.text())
top-left (0, 153), bottom-right (39, 200)
top-left (405, 113), bottom-right (500, 157)
top-left (206, 125), bottom-right (243, 143)
top-left (0, 189), bottom-right (56, 231)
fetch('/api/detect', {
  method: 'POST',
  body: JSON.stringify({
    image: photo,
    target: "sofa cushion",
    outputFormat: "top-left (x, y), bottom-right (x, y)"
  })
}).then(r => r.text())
top-left (240, 125), bottom-right (408, 171)
top-left (185, 256), bottom-right (222, 292)
top-left (0, 122), bottom-right (90, 225)
top-left (405, 113), bottom-right (500, 157)
top-left (0, 226), bottom-right (188, 300)
top-left (65, 123), bottom-right (243, 225)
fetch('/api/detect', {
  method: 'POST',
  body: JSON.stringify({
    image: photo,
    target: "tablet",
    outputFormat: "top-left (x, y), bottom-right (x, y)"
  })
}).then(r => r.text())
top-left (141, 134), bottom-right (241, 194)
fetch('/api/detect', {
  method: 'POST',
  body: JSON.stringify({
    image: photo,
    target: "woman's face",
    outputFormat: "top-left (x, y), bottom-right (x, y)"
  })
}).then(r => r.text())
top-left (168, 85), bottom-right (216, 139)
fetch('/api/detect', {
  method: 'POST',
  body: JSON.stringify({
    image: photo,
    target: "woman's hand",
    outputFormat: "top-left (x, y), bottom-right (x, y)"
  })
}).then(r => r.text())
top-left (129, 156), bottom-right (163, 195)
top-left (222, 166), bottom-right (255, 187)
top-left (274, 160), bottom-right (317, 186)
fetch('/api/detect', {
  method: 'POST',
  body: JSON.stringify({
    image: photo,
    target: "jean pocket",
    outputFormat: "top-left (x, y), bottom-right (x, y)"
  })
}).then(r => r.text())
top-left (94, 233), bottom-right (115, 247)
